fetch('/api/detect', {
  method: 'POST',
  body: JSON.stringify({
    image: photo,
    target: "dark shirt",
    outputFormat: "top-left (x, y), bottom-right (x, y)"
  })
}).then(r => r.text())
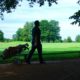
top-left (32, 26), bottom-right (41, 45)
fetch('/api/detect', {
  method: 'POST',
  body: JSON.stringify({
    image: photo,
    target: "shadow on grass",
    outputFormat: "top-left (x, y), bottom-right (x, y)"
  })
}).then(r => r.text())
top-left (0, 50), bottom-right (80, 64)
top-left (31, 51), bottom-right (80, 61)
top-left (0, 51), bottom-right (4, 64)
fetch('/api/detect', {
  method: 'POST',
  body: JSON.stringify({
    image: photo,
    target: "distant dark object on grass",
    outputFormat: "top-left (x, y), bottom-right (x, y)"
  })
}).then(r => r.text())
top-left (2, 43), bottom-right (29, 59)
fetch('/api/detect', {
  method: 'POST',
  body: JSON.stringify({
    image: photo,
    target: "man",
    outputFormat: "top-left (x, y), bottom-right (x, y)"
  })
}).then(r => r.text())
top-left (26, 20), bottom-right (44, 64)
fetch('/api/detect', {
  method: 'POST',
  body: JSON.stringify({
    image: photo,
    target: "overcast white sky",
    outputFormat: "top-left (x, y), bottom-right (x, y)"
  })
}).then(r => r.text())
top-left (0, 0), bottom-right (80, 40)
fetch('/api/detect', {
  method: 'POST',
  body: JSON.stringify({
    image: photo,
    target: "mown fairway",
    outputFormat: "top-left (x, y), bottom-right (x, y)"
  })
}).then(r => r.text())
top-left (0, 41), bottom-right (80, 52)
top-left (0, 41), bottom-right (80, 63)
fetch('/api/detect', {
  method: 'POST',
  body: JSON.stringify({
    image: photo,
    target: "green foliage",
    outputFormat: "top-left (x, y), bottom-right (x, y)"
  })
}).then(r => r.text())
top-left (28, 0), bottom-right (58, 7)
top-left (13, 22), bottom-right (32, 41)
top-left (40, 20), bottom-right (61, 42)
top-left (22, 22), bottom-right (32, 41)
top-left (54, 39), bottom-right (62, 43)
top-left (0, 30), bottom-right (4, 42)
top-left (63, 37), bottom-right (73, 42)
top-left (69, 0), bottom-right (80, 26)
top-left (40, 20), bottom-right (49, 41)
top-left (13, 34), bottom-right (17, 41)
top-left (0, 0), bottom-right (57, 20)
top-left (1, 42), bottom-right (80, 62)
top-left (4, 38), bottom-right (12, 42)
top-left (69, 10), bottom-right (80, 26)
top-left (0, 0), bottom-right (22, 19)
top-left (75, 35), bottom-right (80, 42)
top-left (13, 20), bottom-right (61, 42)
top-left (16, 28), bottom-right (23, 41)
top-left (0, 0), bottom-right (80, 26)
top-left (67, 37), bottom-right (73, 42)
top-left (49, 20), bottom-right (61, 42)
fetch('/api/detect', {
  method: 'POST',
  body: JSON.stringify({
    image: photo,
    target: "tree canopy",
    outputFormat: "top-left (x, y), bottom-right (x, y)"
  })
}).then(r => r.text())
top-left (13, 20), bottom-right (61, 42)
top-left (75, 34), bottom-right (80, 42)
top-left (66, 0), bottom-right (80, 26)
top-left (0, 0), bottom-right (57, 19)
top-left (0, 0), bottom-right (80, 25)
top-left (69, 10), bottom-right (80, 26)
top-left (0, 30), bottom-right (4, 42)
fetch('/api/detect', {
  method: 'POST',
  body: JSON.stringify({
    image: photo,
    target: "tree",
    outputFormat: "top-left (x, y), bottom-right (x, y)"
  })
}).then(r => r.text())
top-left (14, 22), bottom-right (32, 41)
top-left (75, 35), bottom-right (80, 42)
top-left (0, 0), bottom-right (80, 25)
top-left (69, 10), bottom-right (80, 26)
top-left (49, 20), bottom-right (61, 42)
top-left (63, 36), bottom-right (72, 42)
top-left (0, 0), bottom-right (57, 20)
top-left (40, 20), bottom-right (61, 42)
top-left (0, 30), bottom-right (4, 42)
top-left (22, 22), bottom-right (32, 41)
top-left (12, 34), bottom-right (17, 41)
top-left (15, 28), bottom-right (23, 41)
top-left (0, 0), bottom-right (22, 20)
top-left (69, 0), bottom-right (80, 26)
top-left (67, 37), bottom-right (73, 42)
top-left (40, 20), bottom-right (49, 41)
top-left (14, 20), bottom-right (61, 42)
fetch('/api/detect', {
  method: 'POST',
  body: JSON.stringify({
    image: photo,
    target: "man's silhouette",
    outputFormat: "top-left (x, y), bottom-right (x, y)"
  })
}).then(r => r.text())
top-left (26, 20), bottom-right (44, 64)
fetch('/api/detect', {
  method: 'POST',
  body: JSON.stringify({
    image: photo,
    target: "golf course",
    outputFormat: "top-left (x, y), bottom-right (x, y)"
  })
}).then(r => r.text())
top-left (0, 41), bottom-right (80, 63)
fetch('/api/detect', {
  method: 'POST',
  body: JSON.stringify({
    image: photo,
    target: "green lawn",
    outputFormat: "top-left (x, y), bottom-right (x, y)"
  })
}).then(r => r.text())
top-left (43, 42), bottom-right (80, 53)
top-left (0, 41), bottom-right (80, 63)
top-left (1, 41), bottom-right (80, 52)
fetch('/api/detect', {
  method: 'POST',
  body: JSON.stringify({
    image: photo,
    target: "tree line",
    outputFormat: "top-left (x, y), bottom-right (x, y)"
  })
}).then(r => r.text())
top-left (1, 19), bottom-right (80, 42)
top-left (0, 30), bottom-right (4, 42)
top-left (13, 20), bottom-right (61, 42)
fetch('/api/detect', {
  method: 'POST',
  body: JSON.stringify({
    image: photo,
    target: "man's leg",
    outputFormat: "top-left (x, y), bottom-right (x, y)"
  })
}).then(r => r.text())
top-left (37, 44), bottom-right (44, 63)
top-left (26, 46), bottom-right (36, 63)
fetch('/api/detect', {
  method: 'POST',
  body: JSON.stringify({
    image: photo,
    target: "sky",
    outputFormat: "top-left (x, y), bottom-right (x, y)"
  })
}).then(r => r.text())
top-left (0, 0), bottom-right (80, 40)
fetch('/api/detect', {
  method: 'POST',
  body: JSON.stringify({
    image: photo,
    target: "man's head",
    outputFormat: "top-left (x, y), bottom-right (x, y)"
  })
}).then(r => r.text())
top-left (34, 20), bottom-right (40, 27)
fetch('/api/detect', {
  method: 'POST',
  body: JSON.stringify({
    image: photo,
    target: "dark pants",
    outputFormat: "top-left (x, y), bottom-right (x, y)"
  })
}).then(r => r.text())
top-left (27, 44), bottom-right (43, 63)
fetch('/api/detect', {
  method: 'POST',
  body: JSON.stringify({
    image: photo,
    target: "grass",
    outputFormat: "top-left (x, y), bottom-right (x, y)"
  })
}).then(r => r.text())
top-left (0, 41), bottom-right (80, 63)
top-left (43, 43), bottom-right (80, 52)
top-left (0, 41), bottom-right (30, 51)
